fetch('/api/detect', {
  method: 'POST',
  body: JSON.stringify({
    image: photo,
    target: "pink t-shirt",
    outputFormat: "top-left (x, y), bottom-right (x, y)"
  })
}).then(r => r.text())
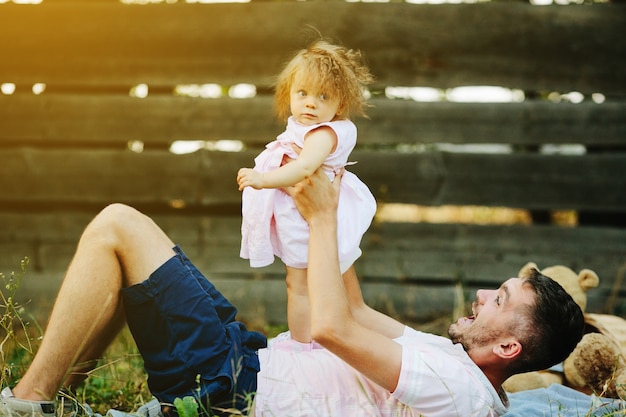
top-left (254, 327), bottom-right (509, 417)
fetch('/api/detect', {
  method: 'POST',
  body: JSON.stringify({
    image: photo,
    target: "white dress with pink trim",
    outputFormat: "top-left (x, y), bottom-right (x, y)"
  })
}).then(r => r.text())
top-left (240, 116), bottom-right (376, 272)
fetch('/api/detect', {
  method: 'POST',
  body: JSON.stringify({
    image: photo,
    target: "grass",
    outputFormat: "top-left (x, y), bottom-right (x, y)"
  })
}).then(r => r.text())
top-left (1, 260), bottom-right (624, 417)
top-left (1, 257), bottom-right (37, 389)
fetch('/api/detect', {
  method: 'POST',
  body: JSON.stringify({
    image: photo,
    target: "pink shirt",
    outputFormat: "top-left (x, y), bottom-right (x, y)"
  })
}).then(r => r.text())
top-left (254, 327), bottom-right (509, 417)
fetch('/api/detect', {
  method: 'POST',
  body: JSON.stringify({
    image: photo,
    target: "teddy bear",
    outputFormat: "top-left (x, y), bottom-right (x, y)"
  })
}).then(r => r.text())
top-left (564, 314), bottom-right (626, 399)
top-left (502, 262), bottom-right (600, 393)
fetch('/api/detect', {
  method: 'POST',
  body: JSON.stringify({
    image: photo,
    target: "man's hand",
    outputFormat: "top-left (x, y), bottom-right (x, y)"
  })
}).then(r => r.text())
top-left (284, 168), bottom-right (342, 224)
top-left (237, 168), bottom-right (264, 191)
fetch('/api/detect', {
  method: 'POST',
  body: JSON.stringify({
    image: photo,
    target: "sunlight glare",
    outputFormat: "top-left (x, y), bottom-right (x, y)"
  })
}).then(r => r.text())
top-left (130, 83), bottom-right (149, 98)
top-left (170, 141), bottom-right (205, 155)
top-left (186, 0), bottom-right (250, 3)
top-left (548, 91), bottom-right (585, 103)
top-left (120, 0), bottom-right (177, 4)
top-left (406, 0), bottom-right (482, 4)
top-left (229, 83), bottom-right (256, 99)
top-left (208, 139), bottom-right (244, 152)
top-left (446, 86), bottom-right (524, 103)
top-left (175, 84), bottom-right (222, 98)
top-left (386, 86), bottom-right (443, 102)
top-left (591, 93), bottom-right (606, 104)
top-left (540, 144), bottom-right (586, 155)
top-left (169, 139), bottom-right (244, 155)
top-left (1, 83), bottom-right (16, 95)
top-left (128, 140), bottom-right (145, 153)
top-left (32, 83), bottom-right (46, 95)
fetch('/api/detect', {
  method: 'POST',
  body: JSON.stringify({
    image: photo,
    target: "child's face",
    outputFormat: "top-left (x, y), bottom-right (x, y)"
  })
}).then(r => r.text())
top-left (289, 73), bottom-right (341, 126)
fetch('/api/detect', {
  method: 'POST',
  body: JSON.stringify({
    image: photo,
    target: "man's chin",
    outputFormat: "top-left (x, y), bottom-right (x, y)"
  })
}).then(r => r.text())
top-left (451, 315), bottom-right (474, 329)
top-left (448, 315), bottom-right (475, 341)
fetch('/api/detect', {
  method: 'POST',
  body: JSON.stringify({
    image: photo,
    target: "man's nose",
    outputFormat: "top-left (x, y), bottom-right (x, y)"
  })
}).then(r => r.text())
top-left (476, 289), bottom-right (494, 304)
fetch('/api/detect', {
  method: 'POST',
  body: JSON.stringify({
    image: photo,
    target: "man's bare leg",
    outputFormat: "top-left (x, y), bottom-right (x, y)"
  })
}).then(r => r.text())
top-left (12, 204), bottom-right (177, 401)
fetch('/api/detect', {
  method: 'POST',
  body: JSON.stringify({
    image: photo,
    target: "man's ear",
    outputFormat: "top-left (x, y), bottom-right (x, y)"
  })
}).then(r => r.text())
top-left (493, 339), bottom-right (522, 360)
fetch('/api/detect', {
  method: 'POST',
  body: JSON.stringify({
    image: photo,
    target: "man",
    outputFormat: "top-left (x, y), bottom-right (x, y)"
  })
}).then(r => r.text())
top-left (0, 169), bottom-right (584, 417)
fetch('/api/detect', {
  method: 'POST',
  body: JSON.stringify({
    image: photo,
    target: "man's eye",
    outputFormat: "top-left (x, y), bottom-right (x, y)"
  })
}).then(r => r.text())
top-left (495, 295), bottom-right (500, 306)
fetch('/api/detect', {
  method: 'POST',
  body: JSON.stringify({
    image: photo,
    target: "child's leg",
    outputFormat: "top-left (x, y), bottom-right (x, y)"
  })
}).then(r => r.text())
top-left (285, 266), bottom-right (311, 343)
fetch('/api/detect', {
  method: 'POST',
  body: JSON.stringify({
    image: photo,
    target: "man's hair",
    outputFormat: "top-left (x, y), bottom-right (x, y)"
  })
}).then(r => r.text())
top-left (273, 39), bottom-right (374, 121)
top-left (509, 268), bottom-right (584, 374)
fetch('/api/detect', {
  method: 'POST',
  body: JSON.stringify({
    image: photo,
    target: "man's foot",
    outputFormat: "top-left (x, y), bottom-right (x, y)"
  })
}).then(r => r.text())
top-left (0, 388), bottom-right (56, 417)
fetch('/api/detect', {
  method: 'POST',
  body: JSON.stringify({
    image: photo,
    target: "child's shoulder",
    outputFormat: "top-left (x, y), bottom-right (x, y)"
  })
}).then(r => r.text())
top-left (288, 117), bottom-right (356, 137)
top-left (318, 119), bottom-right (356, 136)
top-left (326, 119), bottom-right (357, 140)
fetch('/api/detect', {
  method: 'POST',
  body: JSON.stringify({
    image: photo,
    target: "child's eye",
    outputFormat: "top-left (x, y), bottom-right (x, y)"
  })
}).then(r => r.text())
top-left (320, 93), bottom-right (327, 101)
top-left (495, 295), bottom-right (501, 306)
top-left (297, 90), bottom-right (306, 97)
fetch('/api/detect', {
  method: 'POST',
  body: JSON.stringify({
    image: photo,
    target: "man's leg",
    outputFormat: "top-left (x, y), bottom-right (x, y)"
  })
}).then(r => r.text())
top-left (12, 204), bottom-right (177, 401)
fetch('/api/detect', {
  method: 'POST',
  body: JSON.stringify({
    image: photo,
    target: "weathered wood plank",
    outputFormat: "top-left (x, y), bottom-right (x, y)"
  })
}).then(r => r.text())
top-left (1, 148), bottom-right (624, 211)
top-left (355, 151), bottom-right (626, 211)
top-left (1, 2), bottom-right (624, 93)
top-left (1, 95), bottom-right (625, 148)
top-left (1, 213), bottom-right (624, 323)
top-left (14, 270), bottom-right (462, 328)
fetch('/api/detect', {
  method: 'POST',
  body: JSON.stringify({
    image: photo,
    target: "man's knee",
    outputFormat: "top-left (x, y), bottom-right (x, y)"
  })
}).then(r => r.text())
top-left (98, 203), bottom-right (139, 222)
top-left (91, 203), bottom-right (173, 256)
top-left (94, 203), bottom-right (138, 228)
top-left (85, 203), bottom-right (143, 242)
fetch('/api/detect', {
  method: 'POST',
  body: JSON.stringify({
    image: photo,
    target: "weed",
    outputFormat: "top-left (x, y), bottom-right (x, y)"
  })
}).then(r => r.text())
top-left (0, 257), bottom-right (39, 388)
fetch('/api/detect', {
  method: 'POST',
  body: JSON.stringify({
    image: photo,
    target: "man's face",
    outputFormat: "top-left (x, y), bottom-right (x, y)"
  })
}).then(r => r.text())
top-left (448, 278), bottom-right (535, 353)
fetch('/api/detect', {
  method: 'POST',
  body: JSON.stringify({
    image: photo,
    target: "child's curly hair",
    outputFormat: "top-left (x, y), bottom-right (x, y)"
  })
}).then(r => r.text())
top-left (274, 40), bottom-right (374, 122)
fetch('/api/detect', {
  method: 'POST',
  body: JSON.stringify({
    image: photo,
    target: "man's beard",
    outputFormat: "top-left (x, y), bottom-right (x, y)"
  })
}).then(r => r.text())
top-left (448, 320), bottom-right (502, 353)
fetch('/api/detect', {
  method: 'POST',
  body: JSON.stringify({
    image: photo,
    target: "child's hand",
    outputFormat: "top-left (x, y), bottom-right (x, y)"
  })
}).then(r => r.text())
top-left (237, 168), bottom-right (264, 191)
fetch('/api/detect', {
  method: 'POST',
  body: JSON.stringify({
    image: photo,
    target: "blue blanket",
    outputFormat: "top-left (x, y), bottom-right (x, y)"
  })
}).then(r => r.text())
top-left (503, 384), bottom-right (625, 416)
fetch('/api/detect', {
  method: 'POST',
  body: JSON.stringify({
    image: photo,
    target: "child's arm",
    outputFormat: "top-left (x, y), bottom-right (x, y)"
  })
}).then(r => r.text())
top-left (237, 126), bottom-right (337, 191)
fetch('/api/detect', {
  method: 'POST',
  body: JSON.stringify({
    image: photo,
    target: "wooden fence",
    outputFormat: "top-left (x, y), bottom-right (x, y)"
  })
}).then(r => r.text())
top-left (1, 1), bottom-right (625, 326)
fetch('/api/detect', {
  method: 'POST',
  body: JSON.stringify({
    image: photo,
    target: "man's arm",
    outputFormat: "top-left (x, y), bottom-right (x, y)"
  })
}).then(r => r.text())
top-left (286, 169), bottom-right (403, 392)
top-left (281, 142), bottom-right (405, 339)
top-left (343, 266), bottom-right (405, 339)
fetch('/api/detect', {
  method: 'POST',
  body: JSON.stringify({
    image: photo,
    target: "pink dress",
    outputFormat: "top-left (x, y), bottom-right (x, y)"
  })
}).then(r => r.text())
top-left (240, 116), bottom-right (376, 273)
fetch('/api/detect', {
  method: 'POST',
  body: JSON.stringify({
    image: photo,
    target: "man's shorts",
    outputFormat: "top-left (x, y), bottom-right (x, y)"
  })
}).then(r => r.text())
top-left (121, 246), bottom-right (267, 416)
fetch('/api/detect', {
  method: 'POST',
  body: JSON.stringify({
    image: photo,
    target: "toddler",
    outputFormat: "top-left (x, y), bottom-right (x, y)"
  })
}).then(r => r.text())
top-left (237, 40), bottom-right (376, 343)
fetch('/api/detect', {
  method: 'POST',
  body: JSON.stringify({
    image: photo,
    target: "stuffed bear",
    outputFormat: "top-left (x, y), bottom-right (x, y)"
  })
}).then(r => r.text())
top-left (502, 262), bottom-right (600, 393)
top-left (565, 315), bottom-right (626, 399)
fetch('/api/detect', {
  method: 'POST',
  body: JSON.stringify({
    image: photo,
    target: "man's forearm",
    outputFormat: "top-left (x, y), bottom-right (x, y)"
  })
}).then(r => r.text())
top-left (342, 267), bottom-right (405, 339)
top-left (307, 212), bottom-right (353, 341)
top-left (352, 303), bottom-right (405, 339)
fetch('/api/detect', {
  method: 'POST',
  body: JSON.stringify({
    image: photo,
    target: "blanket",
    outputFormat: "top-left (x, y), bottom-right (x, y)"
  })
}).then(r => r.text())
top-left (504, 384), bottom-right (625, 416)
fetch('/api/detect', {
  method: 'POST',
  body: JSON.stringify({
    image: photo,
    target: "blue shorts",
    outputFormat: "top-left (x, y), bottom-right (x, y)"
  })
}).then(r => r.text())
top-left (121, 246), bottom-right (267, 416)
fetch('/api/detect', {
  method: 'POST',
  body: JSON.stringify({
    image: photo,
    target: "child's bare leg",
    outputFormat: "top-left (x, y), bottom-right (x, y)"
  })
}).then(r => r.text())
top-left (285, 266), bottom-right (310, 343)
